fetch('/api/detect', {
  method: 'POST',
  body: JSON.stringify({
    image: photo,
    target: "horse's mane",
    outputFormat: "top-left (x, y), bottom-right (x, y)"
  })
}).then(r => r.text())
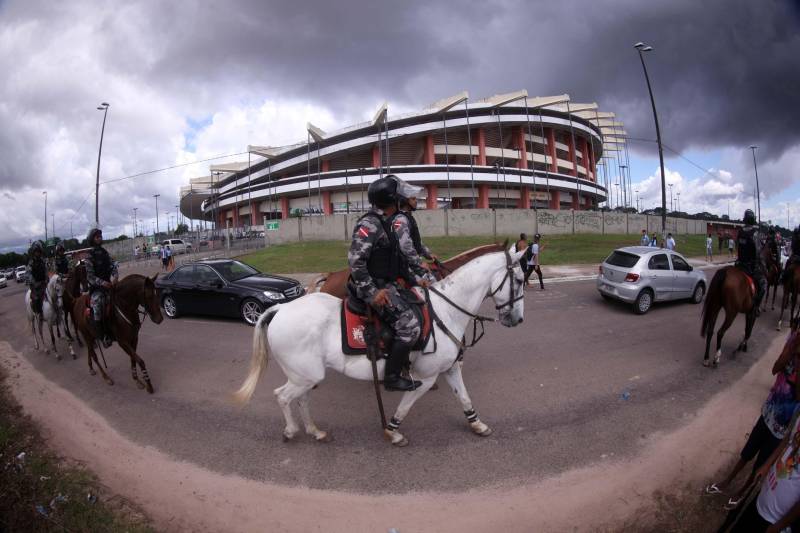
top-left (116, 274), bottom-right (150, 298)
top-left (442, 243), bottom-right (505, 272)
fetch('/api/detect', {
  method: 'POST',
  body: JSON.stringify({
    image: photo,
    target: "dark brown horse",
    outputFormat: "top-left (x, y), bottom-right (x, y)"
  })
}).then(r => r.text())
top-left (71, 274), bottom-right (163, 393)
top-left (310, 243), bottom-right (506, 298)
top-left (763, 246), bottom-right (781, 312)
top-left (61, 263), bottom-right (88, 348)
top-left (778, 263), bottom-right (800, 331)
top-left (700, 266), bottom-right (757, 367)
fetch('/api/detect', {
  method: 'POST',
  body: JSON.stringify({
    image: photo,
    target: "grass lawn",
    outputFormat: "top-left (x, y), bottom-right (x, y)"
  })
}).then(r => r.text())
top-left (240, 234), bottom-right (709, 273)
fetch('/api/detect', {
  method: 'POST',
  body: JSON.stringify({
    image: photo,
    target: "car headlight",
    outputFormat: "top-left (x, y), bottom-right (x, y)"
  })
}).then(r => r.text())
top-left (263, 290), bottom-right (286, 300)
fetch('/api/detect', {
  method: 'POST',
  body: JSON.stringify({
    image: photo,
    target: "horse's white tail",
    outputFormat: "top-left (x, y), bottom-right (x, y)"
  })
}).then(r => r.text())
top-left (232, 305), bottom-right (281, 405)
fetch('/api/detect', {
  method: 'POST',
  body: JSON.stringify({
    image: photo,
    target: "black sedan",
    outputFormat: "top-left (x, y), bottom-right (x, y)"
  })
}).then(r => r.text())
top-left (155, 259), bottom-right (305, 325)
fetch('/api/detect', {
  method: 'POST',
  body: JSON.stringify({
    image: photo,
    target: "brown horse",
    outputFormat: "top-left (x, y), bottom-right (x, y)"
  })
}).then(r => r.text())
top-left (700, 266), bottom-right (757, 367)
top-left (763, 246), bottom-right (781, 312)
top-left (71, 274), bottom-right (163, 393)
top-left (310, 243), bottom-right (506, 298)
top-left (61, 263), bottom-right (88, 348)
top-left (778, 263), bottom-right (800, 331)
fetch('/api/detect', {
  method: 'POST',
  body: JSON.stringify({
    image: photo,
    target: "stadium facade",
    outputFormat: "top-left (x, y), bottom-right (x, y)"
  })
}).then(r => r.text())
top-left (179, 91), bottom-right (627, 228)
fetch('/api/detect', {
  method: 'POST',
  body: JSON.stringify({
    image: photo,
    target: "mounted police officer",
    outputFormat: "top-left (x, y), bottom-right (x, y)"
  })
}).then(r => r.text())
top-left (54, 243), bottom-right (70, 277)
top-left (85, 227), bottom-right (118, 347)
top-left (347, 176), bottom-right (435, 392)
top-left (766, 226), bottom-right (781, 269)
top-left (736, 209), bottom-right (766, 314)
top-left (396, 178), bottom-right (438, 265)
top-left (26, 240), bottom-right (48, 314)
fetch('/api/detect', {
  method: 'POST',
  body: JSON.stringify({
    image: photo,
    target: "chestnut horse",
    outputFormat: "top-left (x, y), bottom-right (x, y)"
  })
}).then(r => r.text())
top-left (778, 263), bottom-right (800, 331)
top-left (309, 243), bottom-right (505, 298)
top-left (763, 246), bottom-right (781, 312)
top-left (71, 274), bottom-right (164, 393)
top-left (700, 266), bottom-right (757, 367)
top-left (61, 263), bottom-right (88, 347)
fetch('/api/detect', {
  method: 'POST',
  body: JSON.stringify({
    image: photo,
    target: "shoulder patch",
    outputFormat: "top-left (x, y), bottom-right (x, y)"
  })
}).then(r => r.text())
top-left (393, 218), bottom-right (404, 230)
top-left (357, 226), bottom-right (370, 238)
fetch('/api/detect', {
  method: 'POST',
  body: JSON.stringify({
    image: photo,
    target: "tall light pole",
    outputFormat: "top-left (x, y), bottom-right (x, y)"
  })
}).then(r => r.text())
top-left (51, 214), bottom-right (55, 241)
top-left (95, 102), bottom-right (110, 225)
top-left (635, 189), bottom-right (640, 212)
top-left (619, 164), bottom-right (628, 208)
top-left (749, 145), bottom-right (761, 225)
top-left (634, 42), bottom-right (667, 234)
top-left (668, 183), bottom-right (673, 212)
top-left (42, 191), bottom-right (47, 242)
top-left (676, 192), bottom-right (681, 213)
top-left (153, 194), bottom-right (161, 236)
top-left (133, 207), bottom-right (138, 237)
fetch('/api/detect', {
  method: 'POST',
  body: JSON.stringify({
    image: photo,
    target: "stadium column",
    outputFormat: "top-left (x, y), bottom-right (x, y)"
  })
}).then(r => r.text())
top-left (280, 197), bottom-right (289, 219)
top-left (476, 127), bottom-right (487, 165)
top-left (426, 184), bottom-right (438, 209)
top-left (546, 128), bottom-right (558, 173)
top-left (567, 133), bottom-right (577, 177)
top-left (579, 137), bottom-right (589, 179)
top-left (424, 135), bottom-right (435, 165)
top-left (321, 160), bottom-right (332, 214)
top-left (516, 127), bottom-right (530, 209)
top-left (587, 140), bottom-right (595, 181)
top-left (233, 204), bottom-right (240, 227)
top-left (250, 201), bottom-right (258, 226)
top-left (549, 190), bottom-right (560, 210)
top-left (478, 184), bottom-right (489, 209)
top-left (372, 145), bottom-right (380, 168)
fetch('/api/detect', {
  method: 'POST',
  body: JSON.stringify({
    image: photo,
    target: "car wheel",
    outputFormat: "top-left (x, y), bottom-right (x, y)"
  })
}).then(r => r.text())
top-left (633, 289), bottom-right (653, 315)
top-left (691, 283), bottom-right (705, 304)
top-left (162, 295), bottom-right (179, 319)
top-left (240, 298), bottom-right (265, 326)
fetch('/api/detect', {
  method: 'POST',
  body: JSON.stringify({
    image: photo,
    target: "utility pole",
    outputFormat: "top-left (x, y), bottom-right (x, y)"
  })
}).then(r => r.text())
top-left (95, 102), bottom-right (110, 225)
top-left (153, 194), bottom-right (161, 236)
top-left (42, 191), bottom-right (48, 242)
top-left (749, 145), bottom-right (761, 225)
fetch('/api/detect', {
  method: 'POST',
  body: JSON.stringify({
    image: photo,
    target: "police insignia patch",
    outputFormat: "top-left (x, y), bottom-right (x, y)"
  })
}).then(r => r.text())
top-left (393, 220), bottom-right (402, 230)
top-left (357, 226), bottom-right (370, 238)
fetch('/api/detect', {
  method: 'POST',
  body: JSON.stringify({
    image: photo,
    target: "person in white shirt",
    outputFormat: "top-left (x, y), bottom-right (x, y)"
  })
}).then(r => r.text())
top-left (706, 233), bottom-right (714, 263)
top-left (729, 236), bottom-right (736, 259)
top-left (640, 229), bottom-right (650, 246)
top-left (666, 233), bottom-right (676, 251)
top-left (523, 233), bottom-right (544, 290)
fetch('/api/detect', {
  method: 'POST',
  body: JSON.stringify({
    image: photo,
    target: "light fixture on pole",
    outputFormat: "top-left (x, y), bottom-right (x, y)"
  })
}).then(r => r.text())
top-left (153, 194), bottom-right (161, 236)
top-left (749, 145), bottom-right (761, 225)
top-left (42, 191), bottom-right (48, 242)
top-left (634, 42), bottom-right (667, 235)
top-left (634, 189), bottom-right (640, 212)
top-left (95, 102), bottom-right (110, 225)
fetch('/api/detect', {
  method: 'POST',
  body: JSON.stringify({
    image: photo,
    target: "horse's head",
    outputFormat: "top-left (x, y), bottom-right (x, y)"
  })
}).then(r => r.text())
top-left (487, 241), bottom-right (526, 327)
top-left (49, 275), bottom-right (64, 310)
top-left (143, 274), bottom-right (164, 325)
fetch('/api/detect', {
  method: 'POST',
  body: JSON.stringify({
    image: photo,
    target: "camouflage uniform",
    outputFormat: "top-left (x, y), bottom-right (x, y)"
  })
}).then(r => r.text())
top-left (85, 230), bottom-right (118, 342)
top-left (54, 253), bottom-right (70, 276)
top-left (348, 210), bottom-right (428, 347)
top-left (401, 210), bottom-right (434, 261)
top-left (26, 255), bottom-right (48, 314)
top-left (736, 224), bottom-right (766, 309)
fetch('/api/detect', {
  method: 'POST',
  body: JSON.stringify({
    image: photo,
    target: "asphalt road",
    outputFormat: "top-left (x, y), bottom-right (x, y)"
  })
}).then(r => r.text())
top-left (0, 271), bottom-right (781, 495)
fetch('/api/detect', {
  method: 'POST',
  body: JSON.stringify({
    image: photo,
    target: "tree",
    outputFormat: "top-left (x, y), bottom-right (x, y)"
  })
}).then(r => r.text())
top-left (175, 223), bottom-right (189, 235)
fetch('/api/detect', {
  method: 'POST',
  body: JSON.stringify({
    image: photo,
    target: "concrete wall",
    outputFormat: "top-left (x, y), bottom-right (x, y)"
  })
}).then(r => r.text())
top-left (254, 209), bottom-right (732, 246)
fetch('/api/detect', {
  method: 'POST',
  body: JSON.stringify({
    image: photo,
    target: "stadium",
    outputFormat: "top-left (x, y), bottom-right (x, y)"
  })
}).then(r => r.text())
top-left (179, 90), bottom-right (627, 228)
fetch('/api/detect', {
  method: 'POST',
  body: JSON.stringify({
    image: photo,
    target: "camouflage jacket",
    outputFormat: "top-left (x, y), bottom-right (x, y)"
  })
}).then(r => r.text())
top-left (86, 246), bottom-right (118, 290)
top-left (26, 257), bottom-right (47, 289)
top-left (393, 213), bottom-right (436, 283)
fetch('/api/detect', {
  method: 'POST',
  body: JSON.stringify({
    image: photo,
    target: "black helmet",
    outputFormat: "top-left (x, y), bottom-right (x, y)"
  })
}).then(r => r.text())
top-left (87, 227), bottom-right (102, 244)
top-left (387, 175), bottom-right (423, 203)
top-left (743, 209), bottom-right (756, 225)
top-left (29, 240), bottom-right (44, 254)
top-left (367, 177), bottom-right (399, 208)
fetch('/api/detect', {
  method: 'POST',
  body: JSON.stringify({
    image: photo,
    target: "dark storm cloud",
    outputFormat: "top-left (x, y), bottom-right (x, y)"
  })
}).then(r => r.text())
top-left (1, 0), bottom-right (798, 246)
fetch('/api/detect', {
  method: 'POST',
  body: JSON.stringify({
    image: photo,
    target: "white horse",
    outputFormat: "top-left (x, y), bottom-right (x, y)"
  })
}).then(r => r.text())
top-left (25, 275), bottom-right (68, 359)
top-left (234, 247), bottom-right (526, 446)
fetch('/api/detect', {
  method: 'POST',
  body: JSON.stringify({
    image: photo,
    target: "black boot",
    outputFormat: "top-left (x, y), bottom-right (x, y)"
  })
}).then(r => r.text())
top-left (93, 318), bottom-right (112, 348)
top-left (384, 342), bottom-right (421, 392)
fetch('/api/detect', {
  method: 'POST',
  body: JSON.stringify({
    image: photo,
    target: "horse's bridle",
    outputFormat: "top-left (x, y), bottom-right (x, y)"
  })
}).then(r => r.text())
top-left (489, 248), bottom-right (524, 312)
top-left (426, 249), bottom-right (523, 353)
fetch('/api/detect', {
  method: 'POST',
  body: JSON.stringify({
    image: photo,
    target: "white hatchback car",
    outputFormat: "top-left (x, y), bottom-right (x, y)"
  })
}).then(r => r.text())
top-left (597, 246), bottom-right (707, 314)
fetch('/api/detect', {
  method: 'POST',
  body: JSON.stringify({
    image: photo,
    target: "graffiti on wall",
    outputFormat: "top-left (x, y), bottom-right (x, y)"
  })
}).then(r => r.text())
top-left (537, 211), bottom-right (572, 229)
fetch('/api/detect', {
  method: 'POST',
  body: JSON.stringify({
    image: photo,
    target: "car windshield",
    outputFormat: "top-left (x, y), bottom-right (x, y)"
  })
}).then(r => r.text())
top-left (605, 251), bottom-right (640, 268)
top-left (214, 261), bottom-right (259, 282)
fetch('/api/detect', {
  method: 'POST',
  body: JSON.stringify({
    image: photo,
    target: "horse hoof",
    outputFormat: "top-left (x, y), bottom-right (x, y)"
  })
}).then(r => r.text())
top-left (105, 378), bottom-right (114, 386)
top-left (89, 369), bottom-right (96, 376)
top-left (146, 384), bottom-right (154, 394)
top-left (315, 431), bottom-right (333, 443)
top-left (136, 381), bottom-right (145, 390)
top-left (282, 432), bottom-right (297, 443)
top-left (384, 429), bottom-right (409, 447)
top-left (703, 360), bottom-right (711, 368)
top-left (392, 436), bottom-right (409, 447)
top-left (470, 420), bottom-right (493, 436)
top-left (56, 354), bottom-right (62, 361)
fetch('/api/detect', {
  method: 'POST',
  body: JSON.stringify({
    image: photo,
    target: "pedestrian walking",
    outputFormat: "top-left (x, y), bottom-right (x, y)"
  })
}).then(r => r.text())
top-left (728, 235), bottom-right (736, 259)
top-left (706, 233), bottom-right (714, 263)
top-left (640, 229), bottom-right (650, 246)
top-left (160, 244), bottom-right (169, 271)
top-left (650, 232), bottom-right (659, 247)
top-left (514, 233), bottom-right (529, 276)
top-left (524, 233), bottom-right (544, 290)
top-left (166, 245), bottom-right (174, 271)
top-left (666, 233), bottom-right (676, 251)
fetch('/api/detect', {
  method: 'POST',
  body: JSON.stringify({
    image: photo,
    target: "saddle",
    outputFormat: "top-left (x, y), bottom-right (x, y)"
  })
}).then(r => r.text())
top-left (82, 292), bottom-right (113, 322)
top-left (341, 288), bottom-right (432, 356)
top-left (736, 269), bottom-right (756, 297)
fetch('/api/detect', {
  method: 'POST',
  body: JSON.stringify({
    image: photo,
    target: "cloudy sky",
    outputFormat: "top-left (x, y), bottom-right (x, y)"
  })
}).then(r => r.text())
top-left (1, 0), bottom-right (798, 250)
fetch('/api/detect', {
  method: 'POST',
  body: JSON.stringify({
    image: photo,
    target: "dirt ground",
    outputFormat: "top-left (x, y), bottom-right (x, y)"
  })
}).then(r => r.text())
top-left (0, 330), bottom-right (783, 533)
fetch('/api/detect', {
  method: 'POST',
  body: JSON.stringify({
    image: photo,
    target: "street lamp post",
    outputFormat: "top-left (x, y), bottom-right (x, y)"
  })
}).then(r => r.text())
top-left (676, 192), bottom-right (681, 213)
top-left (153, 194), bottom-right (161, 236)
top-left (668, 183), bottom-right (673, 212)
top-left (619, 164), bottom-right (628, 208)
top-left (95, 102), bottom-right (110, 225)
top-left (634, 42), bottom-right (667, 236)
top-left (133, 208), bottom-right (138, 238)
top-left (635, 189), bottom-right (640, 212)
top-left (749, 145), bottom-right (761, 225)
top-left (42, 191), bottom-right (47, 242)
